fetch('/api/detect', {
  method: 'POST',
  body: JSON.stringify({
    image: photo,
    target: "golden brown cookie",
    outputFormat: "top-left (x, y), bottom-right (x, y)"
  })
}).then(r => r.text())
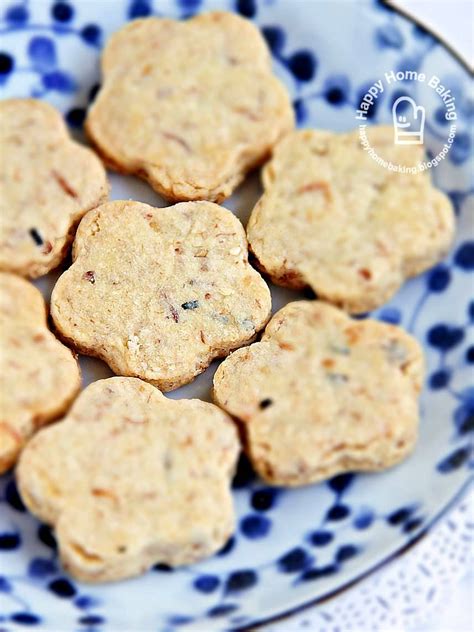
top-left (51, 200), bottom-right (271, 390)
top-left (0, 273), bottom-right (81, 473)
top-left (247, 127), bottom-right (455, 313)
top-left (213, 301), bottom-right (424, 487)
top-left (0, 99), bottom-right (109, 278)
top-left (86, 12), bottom-right (294, 203)
top-left (17, 377), bottom-right (240, 582)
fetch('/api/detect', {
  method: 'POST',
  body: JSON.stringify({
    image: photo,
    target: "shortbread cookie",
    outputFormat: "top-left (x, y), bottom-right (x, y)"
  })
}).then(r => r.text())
top-left (86, 12), bottom-right (294, 203)
top-left (51, 200), bottom-right (271, 390)
top-left (213, 301), bottom-right (424, 487)
top-left (17, 377), bottom-right (240, 582)
top-left (0, 99), bottom-right (109, 278)
top-left (0, 273), bottom-right (81, 474)
top-left (247, 127), bottom-right (455, 313)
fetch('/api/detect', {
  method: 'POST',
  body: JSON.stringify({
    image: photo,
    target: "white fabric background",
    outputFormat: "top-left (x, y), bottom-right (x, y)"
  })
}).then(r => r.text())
top-left (393, 5), bottom-right (473, 629)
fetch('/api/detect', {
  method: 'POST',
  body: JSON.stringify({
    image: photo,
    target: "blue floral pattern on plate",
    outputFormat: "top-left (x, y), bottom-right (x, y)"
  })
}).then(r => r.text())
top-left (0, 0), bottom-right (472, 629)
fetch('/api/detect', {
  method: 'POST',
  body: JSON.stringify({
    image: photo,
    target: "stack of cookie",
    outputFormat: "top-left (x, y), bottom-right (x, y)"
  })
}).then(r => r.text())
top-left (0, 11), bottom-right (454, 582)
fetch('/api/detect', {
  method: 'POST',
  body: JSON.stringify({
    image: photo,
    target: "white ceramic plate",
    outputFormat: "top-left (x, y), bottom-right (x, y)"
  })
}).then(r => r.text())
top-left (0, 0), bottom-right (472, 629)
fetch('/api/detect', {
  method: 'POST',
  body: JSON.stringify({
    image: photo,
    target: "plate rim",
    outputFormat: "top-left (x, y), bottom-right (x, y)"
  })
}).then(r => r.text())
top-left (236, 0), bottom-right (473, 627)
top-left (386, 0), bottom-right (472, 72)
top-left (237, 478), bottom-right (473, 630)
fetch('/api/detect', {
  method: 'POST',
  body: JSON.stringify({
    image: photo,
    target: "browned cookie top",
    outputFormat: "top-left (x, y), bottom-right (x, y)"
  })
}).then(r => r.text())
top-left (0, 99), bottom-right (109, 278)
top-left (0, 272), bottom-right (81, 473)
top-left (86, 12), bottom-right (294, 203)
top-left (51, 200), bottom-right (271, 390)
top-left (247, 127), bottom-right (454, 313)
top-left (214, 300), bottom-right (424, 487)
top-left (17, 377), bottom-right (240, 582)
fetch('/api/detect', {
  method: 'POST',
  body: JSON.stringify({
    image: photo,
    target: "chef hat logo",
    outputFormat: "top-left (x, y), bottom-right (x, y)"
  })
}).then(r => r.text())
top-left (392, 96), bottom-right (425, 145)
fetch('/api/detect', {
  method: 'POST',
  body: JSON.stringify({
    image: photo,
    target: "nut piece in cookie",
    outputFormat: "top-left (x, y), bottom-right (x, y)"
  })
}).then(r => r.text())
top-left (86, 12), bottom-right (294, 203)
top-left (17, 377), bottom-right (240, 582)
top-left (0, 99), bottom-right (109, 278)
top-left (0, 273), bottom-right (81, 474)
top-left (213, 301), bottom-right (424, 487)
top-left (51, 200), bottom-right (271, 391)
top-left (247, 127), bottom-right (455, 313)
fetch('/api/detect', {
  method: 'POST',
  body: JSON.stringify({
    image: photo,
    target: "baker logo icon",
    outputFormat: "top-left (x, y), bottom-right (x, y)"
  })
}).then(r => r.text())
top-left (392, 96), bottom-right (425, 145)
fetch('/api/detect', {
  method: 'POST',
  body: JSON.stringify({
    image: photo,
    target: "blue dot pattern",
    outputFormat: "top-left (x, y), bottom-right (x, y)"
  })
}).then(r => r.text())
top-left (455, 242), bottom-right (474, 270)
top-left (52, 2), bottom-right (74, 22)
top-left (48, 578), bottom-right (76, 598)
top-left (429, 368), bottom-right (451, 389)
top-left (128, 0), bottom-right (152, 18)
top-left (5, 4), bottom-right (29, 24)
top-left (194, 575), bottom-right (220, 593)
top-left (235, 0), bottom-right (256, 19)
top-left (287, 51), bottom-right (316, 82)
top-left (225, 570), bottom-right (258, 592)
top-left (240, 514), bottom-right (271, 538)
top-left (278, 547), bottom-right (313, 573)
top-left (28, 37), bottom-right (57, 71)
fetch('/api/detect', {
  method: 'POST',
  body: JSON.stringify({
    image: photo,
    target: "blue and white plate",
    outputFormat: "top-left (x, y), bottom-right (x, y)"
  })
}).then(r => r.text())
top-left (0, 1), bottom-right (472, 630)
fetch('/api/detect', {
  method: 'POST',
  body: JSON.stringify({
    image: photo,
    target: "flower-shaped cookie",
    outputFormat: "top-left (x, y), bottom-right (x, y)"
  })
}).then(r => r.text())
top-left (86, 12), bottom-right (294, 203)
top-left (247, 127), bottom-right (455, 313)
top-left (17, 377), bottom-right (240, 582)
top-left (0, 99), bottom-right (109, 278)
top-left (213, 301), bottom-right (424, 487)
top-left (51, 200), bottom-right (271, 390)
top-left (0, 273), bottom-right (80, 473)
